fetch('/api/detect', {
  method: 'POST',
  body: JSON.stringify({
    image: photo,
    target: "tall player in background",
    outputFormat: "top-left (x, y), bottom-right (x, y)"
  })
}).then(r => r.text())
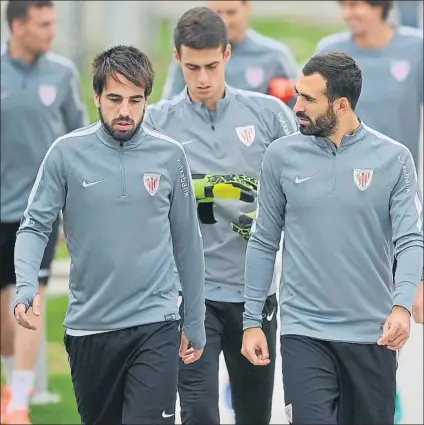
top-left (0, 1), bottom-right (88, 424)
top-left (162, 0), bottom-right (298, 106)
top-left (146, 7), bottom-right (297, 424)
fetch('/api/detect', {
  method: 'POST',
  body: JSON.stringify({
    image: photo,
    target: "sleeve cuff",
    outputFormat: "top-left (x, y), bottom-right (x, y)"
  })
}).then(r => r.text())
top-left (243, 315), bottom-right (263, 331)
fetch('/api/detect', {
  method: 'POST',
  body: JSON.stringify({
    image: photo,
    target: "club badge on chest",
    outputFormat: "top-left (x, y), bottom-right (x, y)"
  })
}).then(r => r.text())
top-left (353, 169), bottom-right (374, 191)
top-left (38, 85), bottom-right (57, 106)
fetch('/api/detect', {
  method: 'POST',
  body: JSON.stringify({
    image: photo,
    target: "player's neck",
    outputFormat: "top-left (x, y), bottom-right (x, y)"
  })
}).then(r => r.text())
top-left (328, 115), bottom-right (361, 148)
top-left (189, 85), bottom-right (226, 110)
top-left (354, 23), bottom-right (395, 50)
top-left (8, 38), bottom-right (38, 64)
top-left (230, 28), bottom-right (248, 44)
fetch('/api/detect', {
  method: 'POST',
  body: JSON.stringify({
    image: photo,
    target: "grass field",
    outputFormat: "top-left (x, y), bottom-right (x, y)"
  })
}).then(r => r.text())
top-left (32, 16), bottom-right (344, 424)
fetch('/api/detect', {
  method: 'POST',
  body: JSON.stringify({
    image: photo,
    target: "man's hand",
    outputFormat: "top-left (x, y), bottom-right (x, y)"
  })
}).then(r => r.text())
top-left (232, 211), bottom-right (256, 241)
top-left (377, 305), bottom-right (411, 350)
top-left (179, 332), bottom-right (203, 364)
top-left (412, 281), bottom-right (423, 324)
top-left (14, 294), bottom-right (41, 331)
top-left (192, 174), bottom-right (257, 203)
top-left (241, 327), bottom-right (270, 366)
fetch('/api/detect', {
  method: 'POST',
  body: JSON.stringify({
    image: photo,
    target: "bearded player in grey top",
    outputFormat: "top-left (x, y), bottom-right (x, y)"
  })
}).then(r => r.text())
top-left (242, 52), bottom-right (423, 425)
top-left (13, 45), bottom-right (206, 425)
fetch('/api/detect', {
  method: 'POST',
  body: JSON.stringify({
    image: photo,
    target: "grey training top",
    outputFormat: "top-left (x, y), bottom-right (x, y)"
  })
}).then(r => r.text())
top-left (244, 122), bottom-right (423, 343)
top-left (1, 45), bottom-right (89, 222)
top-left (14, 122), bottom-right (206, 349)
top-left (316, 26), bottom-right (423, 168)
top-left (145, 85), bottom-right (297, 303)
top-left (162, 29), bottom-right (298, 99)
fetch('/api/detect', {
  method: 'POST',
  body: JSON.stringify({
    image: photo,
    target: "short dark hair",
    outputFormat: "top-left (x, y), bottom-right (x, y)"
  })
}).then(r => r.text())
top-left (302, 52), bottom-right (362, 110)
top-left (6, 0), bottom-right (53, 31)
top-left (92, 45), bottom-right (155, 98)
top-left (174, 7), bottom-right (228, 55)
top-left (338, 0), bottom-right (394, 21)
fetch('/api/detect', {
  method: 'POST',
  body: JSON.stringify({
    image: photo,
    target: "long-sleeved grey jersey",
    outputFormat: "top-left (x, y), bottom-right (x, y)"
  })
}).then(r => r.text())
top-left (1, 44), bottom-right (88, 222)
top-left (316, 26), bottom-right (423, 168)
top-left (243, 122), bottom-right (423, 343)
top-left (162, 29), bottom-right (298, 100)
top-left (145, 85), bottom-right (297, 303)
top-left (14, 122), bottom-right (206, 349)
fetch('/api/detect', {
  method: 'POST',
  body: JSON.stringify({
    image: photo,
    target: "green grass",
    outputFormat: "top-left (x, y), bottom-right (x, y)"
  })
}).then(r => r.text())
top-left (37, 17), bottom-right (344, 423)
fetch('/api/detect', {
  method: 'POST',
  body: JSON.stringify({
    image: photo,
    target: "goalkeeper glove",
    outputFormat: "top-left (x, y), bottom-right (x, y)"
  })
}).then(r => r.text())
top-left (192, 174), bottom-right (257, 202)
top-left (231, 211), bottom-right (257, 241)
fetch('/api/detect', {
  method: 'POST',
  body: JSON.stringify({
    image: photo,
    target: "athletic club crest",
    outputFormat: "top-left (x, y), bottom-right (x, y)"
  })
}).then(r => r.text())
top-left (353, 169), bottom-right (374, 191)
top-left (143, 173), bottom-right (161, 196)
top-left (245, 67), bottom-right (264, 88)
top-left (391, 60), bottom-right (410, 82)
top-left (236, 125), bottom-right (256, 147)
top-left (285, 404), bottom-right (293, 423)
top-left (38, 84), bottom-right (57, 106)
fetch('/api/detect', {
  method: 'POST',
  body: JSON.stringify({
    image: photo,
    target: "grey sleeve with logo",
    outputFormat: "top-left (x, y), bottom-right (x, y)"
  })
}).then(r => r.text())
top-left (162, 61), bottom-right (186, 99)
top-left (243, 142), bottom-right (286, 330)
top-left (391, 149), bottom-right (424, 311)
top-left (61, 66), bottom-right (89, 132)
top-left (168, 149), bottom-right (206, 349)
top-left (14, 141), bottom-right (67, 310)
top-left (272, 99), bottom-right (298, 140)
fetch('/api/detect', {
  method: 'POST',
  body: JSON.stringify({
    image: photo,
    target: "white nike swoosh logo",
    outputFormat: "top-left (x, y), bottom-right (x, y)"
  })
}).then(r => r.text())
top-left (82, 179), bottom-right (104, 188)
top-left (295, 175), bottom-right (314, 183)
top-left (162, 411), bottom-right (175, 418)
top-left (266, 308), bottom-right (276, 321)
top-left (181, 140), bottom-right (195, 145)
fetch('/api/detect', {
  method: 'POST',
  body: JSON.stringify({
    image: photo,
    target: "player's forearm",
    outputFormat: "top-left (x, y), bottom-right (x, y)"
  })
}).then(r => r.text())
top-left (14, 229), bottom-right (49, 309)
top-left (243, 239), bottom-right (278, 330)
top-left (393, 246), bottom-right (424, 312)
top-left (175, 248), bottom-right (206, 349)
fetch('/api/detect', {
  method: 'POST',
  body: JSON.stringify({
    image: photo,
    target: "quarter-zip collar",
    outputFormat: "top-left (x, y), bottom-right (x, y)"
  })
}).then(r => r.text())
top-left (184, 84), bottom-right (232, 122)
top-left (312, 119), bottom-right (367, 154)
top-left (4, 41), bottom-right (44, 72)
top-left (96, 122), bottom-right (146, 150)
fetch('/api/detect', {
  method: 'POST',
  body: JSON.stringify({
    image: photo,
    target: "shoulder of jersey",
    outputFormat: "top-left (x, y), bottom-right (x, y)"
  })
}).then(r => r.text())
top-left (247, 28), bottom-right (293, 53)
top-left (45, 52), bottom-right (79, 76)
top-left (397, 26), bottom-right (423, 47)
top-left (1, 44), bottom-right (7, 57)
top-left (231, 87), bottom-right (286, 109)
top-left (142, 124), bottom-right (185, 154)
top-left (146, 91), bottom-right (185, 121)
top-left (362, 122), bottom-right (413, 158)
top-left (316, 31), bottom-right (351, 52)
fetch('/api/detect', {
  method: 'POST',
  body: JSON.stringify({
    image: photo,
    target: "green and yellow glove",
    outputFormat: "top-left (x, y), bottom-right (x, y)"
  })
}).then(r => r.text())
top-left (231, 211), bottom-right (257, 241)
top-left (192, 174), bottom-right (257, 202)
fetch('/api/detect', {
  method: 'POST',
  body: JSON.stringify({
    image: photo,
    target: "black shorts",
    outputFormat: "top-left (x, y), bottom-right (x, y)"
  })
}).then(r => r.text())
top-left (64, 321), bottom-right (180, 425)
top-left (281, 334), bottom-right (397, 424)
top-left (0, 219), bottom-right (59, 290)
top-left (178, 294), bottom-right (278, 425)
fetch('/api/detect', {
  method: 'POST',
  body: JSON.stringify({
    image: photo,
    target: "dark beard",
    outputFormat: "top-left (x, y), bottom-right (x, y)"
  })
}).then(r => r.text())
top-left (99, 109), bottom-right (144, 142)
top-left (297, 104), bottom-right (338, 138)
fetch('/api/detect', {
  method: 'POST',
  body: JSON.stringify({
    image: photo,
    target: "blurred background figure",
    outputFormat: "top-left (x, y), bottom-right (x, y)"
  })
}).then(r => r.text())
top-left (161, 0), bottom-right (299, 106)
top-left (316, 0), bottom-right (423, 169)
top-left (0, 1), bottom-right (87, 424)
top-left (395, 0), bottom-right (422, 28)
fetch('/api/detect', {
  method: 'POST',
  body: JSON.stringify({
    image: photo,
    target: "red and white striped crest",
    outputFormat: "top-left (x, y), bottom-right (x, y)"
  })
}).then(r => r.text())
top-left (245, 67), bottom-right (264, 88)
top-left (143, 173), bottom-right (161, 196)
top-left (236, 125), bottom-right (256, 147)
top-left (391, 60), bottom-right (410, 82)
top-left (38, 85), bottom-right (57, 106)
top-left (353, 169), bottom-right (374, 191)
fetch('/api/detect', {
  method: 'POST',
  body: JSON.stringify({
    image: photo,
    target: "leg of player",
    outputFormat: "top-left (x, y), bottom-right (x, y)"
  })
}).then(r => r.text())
top-left (6, 220), bottom-right (59, 424)
top-left (335, 342), bottom-right (396, 424)
top-left (281, 335), bottom-right (339, 424)
top-left (223, 295), bottom-right (277, 425)
top-left (1, 222), bottom-right (20, 420)
top-left (122, 321), bottom-right (180, 424)
top-left (178, 301), bottom-right (223, 425)
top-left (1, 286), bottom-right (16, 419)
